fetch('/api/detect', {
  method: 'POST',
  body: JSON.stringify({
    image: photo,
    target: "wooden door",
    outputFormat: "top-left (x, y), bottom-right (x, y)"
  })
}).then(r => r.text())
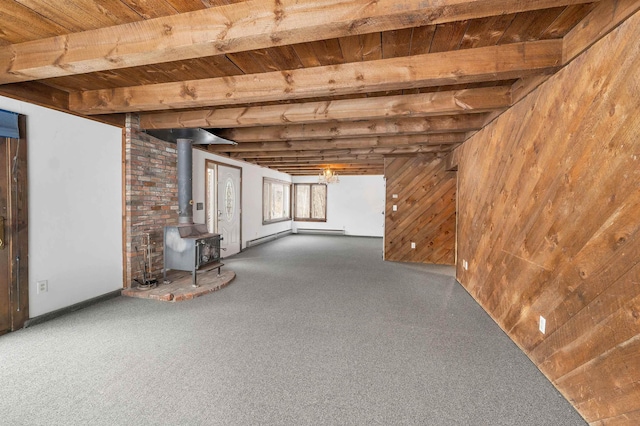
top-left (0, 116), bottom-right (28, 335)
top-left (217, 164), bottom-right (241, 257)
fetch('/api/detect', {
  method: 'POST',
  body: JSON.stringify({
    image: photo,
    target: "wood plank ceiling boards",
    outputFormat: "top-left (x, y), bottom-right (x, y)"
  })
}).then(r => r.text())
top-left (0, 0), bottom-right (608, 175)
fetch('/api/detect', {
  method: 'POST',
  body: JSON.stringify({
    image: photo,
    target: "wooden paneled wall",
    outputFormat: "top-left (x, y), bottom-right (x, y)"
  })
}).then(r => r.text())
top-left (455, 10), bottom-right (640, 425)
top-left (384, 155), bottom-right (455, 264)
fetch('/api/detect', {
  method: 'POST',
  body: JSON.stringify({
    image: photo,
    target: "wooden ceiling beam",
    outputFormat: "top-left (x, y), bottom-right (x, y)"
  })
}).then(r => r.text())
top-left (280, 164), bottom-right (384, 168)
top-left (286, 171), bottom-right (383, 175)
top-left (284, 169), bottom-right (384, 175)
top-left (139, 86), bottom-right (511, 129)
top-left (280, 165), bottom-right (384, 169)
top-left (0, 81), bottom-right (69, 110)
top-left (215, 114), bottom-right (487, 142)
top-left (253, 157), bottom-right (386, 165)
top-left (280, 170), bottom-right (384, 175)
top-left (229, 144), bottom-right (449, 159)
top-left (274, 163), bottom-right (385, 173)
top-left (0, 81), bottom-right (126, 128)
top-left (0, 0), bottom-right (590, 84)
top-left (69, 40), bottom-right (562, 114)
top-left (207, 134), bottom-right (466, 152)
top-left (285, 170), bottom-right (384, 175)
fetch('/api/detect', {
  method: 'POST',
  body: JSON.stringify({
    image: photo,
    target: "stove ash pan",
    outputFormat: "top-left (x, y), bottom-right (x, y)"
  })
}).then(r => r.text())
top-left (163, 224), bottom-right (223, 287)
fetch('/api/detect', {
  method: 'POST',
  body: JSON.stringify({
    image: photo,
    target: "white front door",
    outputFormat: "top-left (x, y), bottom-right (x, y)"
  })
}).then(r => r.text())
top-left (217, 164), bottom-right (241, 257)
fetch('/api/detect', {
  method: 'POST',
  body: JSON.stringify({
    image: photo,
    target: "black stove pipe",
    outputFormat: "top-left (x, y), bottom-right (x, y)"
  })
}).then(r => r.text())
top-left (176, 138), bottom-right (193, 224)
top-left (142, 128), bottom-right (236, 225)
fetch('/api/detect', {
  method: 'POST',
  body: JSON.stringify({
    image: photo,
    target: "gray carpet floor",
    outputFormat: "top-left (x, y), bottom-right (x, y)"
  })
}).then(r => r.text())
top-left (0, 235), bottom-right (585, 425)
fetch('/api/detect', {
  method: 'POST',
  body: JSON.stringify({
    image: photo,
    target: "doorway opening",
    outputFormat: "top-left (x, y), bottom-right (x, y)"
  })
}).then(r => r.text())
top-left (205, 160), bottom-right (242, 257)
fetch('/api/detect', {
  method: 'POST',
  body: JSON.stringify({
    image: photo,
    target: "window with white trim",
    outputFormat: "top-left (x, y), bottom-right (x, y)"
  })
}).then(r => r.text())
top-left (263, 178), bottom-right (291, 224)
top-left (294, 183), bottom-right (327, 222)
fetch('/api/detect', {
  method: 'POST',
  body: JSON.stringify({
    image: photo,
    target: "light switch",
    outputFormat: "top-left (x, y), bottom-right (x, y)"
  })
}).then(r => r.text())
top-left (392, 205), bottom-right (397, 211)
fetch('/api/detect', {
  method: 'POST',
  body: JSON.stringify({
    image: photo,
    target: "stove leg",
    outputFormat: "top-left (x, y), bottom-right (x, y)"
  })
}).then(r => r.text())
top-left (192, 268), bottom-right (199, 288)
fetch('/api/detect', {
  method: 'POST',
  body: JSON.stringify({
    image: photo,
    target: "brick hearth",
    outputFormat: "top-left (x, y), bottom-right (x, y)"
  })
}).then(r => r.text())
top-left (122, 269), bottom-right (235, 302)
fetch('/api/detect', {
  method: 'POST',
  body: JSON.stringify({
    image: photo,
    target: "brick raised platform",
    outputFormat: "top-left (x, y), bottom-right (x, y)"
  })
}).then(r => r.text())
top-left (122, 269), bottom-right (235, 302)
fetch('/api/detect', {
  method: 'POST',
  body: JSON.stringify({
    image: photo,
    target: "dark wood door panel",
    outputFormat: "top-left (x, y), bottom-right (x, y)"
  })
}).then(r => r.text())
top-left (0, 137), bottom-right (10, 334)
top-left (0, 115), bottom-right (29, 335)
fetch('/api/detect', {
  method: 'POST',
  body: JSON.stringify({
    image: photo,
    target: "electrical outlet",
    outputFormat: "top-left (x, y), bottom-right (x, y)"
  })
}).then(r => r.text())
top-left (411, 242), bottom-right (416, 249)
top-left (37, 280), bottom-right (48, 294)
top-left (462, 260), bottom-right (469, 270)
top-left (539, 316), bottom-right (546, 334)
top-left (392, 194), bottom-right (398, 199)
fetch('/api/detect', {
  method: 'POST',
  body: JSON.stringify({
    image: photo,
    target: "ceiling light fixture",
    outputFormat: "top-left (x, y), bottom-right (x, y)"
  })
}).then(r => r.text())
top-left (318, 168), bottom-right (339, 184)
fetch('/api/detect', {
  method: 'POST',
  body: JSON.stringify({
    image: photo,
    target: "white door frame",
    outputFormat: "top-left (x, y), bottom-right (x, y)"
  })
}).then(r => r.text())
top-left (204, 159), bottom-right (242, 254)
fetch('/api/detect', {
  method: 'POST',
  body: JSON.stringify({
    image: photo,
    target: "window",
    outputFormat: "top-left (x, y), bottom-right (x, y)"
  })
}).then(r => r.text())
top-left (294, 183), bottom-right (327, 222)
top-left (263, 178), bottom-right (291, 224)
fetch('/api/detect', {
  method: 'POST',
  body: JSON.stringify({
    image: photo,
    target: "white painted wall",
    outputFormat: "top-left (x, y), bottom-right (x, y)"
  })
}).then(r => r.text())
top-left (0, 96), bottom-right (123, 317)
top-left (192, 150), bottom-right (292, 249)
top-left (292, 175), bottom-right (385, 237)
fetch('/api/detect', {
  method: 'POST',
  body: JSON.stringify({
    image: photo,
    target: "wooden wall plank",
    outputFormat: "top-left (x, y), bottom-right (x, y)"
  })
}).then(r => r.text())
top-left (562, 0), bottom-right (640, 64)
top-left (533, 265), bottom-right (640, 379)
top-left (590, 408), bottom-right (640, 425)
top-left (384, 156), bottom-right (456, 264)
top-left (559, 337), bottom-right (640, 421)
top-left (455, 9), bottom-right (640, 423)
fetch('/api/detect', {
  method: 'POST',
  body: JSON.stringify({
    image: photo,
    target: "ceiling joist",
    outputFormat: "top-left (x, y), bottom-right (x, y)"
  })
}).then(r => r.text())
top-left (140, 86), bottom-right (511, 129)
top-left (69, 40), bottom-right (562, 114)
top-left (275, 163), bottom-right (384, 169)
top-left (2, 0), bottom-right (628, 176)
top-left (282, 168), bottom-right (385, 175)
top-left (252, 156), bottom-right (386, 165)
top-left (0, 0), bottom-right (591, 84)
top-left (214, 115), bottom-right (487, 142)
top-left (229, 144), bottom-right (448, 159)
top-left (206, 134), bottom-right (467, 153)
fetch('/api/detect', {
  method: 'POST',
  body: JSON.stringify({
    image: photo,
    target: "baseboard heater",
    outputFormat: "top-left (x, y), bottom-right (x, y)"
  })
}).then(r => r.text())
top-left (295, 228), bottom-right (345, 236)
top-left (246, 229), bottom-right (292, 248)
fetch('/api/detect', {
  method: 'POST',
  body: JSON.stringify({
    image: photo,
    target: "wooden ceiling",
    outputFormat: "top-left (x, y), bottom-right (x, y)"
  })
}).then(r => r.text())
top-left (0, 0), bottom-right (606, 175)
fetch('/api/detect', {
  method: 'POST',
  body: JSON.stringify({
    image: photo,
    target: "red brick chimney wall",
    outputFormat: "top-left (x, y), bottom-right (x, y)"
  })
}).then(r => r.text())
top-left (123, 114), bottom-right (178, 287)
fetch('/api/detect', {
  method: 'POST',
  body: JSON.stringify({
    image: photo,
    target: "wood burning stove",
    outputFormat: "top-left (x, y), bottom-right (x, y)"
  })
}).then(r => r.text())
top-left (146, 130), bottom-right (234, 289)
top-left (163, 224), bottom-right (222, 287)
